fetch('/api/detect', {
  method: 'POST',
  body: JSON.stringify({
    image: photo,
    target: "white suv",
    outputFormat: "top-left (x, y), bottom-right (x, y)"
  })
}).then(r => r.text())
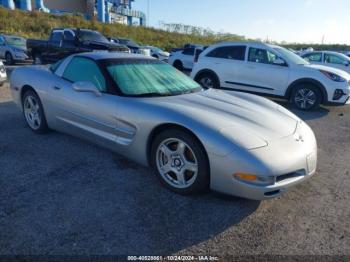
top-left (191, 42), bottom-right (350, 110)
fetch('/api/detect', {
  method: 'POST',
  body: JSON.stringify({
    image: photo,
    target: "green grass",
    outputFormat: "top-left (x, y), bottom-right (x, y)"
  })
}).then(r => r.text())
top-left (0, 7), bottom-right (246, 51)
top-left (0, 7), bottom-right (349, 52)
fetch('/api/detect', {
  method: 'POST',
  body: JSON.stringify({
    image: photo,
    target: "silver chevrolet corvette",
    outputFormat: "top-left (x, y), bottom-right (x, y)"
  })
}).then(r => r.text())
top-left (10, 52), bottom-right (317, 200)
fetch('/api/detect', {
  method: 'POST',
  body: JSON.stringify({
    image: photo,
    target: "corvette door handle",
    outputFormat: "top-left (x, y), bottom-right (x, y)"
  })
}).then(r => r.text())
top-left (53, 86), bottom-right (61, 90)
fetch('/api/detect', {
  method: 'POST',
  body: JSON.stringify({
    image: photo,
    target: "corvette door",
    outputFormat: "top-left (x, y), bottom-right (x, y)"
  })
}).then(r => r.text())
top-left (49, 57), bottom-right (120, 150)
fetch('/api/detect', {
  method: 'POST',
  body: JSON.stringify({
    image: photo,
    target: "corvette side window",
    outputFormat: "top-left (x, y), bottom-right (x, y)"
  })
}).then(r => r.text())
top-left (63, 57), bottom-right (106, 92)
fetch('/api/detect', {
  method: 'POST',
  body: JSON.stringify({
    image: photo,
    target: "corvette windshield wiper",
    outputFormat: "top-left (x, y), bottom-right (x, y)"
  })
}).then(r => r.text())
top-left (129, 92), bottom-right (174, 97)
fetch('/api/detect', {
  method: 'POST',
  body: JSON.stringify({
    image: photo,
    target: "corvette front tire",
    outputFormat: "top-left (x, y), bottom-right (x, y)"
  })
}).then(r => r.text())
top-left (151, 129), bottom-right (210, 195)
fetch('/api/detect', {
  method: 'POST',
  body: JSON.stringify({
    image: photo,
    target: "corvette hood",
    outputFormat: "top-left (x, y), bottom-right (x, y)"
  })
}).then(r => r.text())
top-left (149, 89), bottom-right (299, 149)
top-left (304, 64), bottom-right (350, 80)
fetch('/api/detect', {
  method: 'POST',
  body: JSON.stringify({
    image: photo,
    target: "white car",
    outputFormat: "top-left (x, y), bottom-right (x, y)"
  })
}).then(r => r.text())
top-left (168, 46), bottom-right (198, 71)
top-left (143, 46), bottom-right (170, 62)
top-left (302, 51), bottom-right (350, 74)
top-left (191, 42), bottom-right (350, 110)
top-left (0, 60), bottom-right (7, 86)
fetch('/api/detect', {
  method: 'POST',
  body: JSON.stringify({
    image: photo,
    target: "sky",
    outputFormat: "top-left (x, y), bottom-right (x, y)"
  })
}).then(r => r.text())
top-left (133, 0), bottom-right (350, 44)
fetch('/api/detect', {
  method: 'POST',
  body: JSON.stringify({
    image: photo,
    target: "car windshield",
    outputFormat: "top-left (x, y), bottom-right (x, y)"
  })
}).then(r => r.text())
top-left (105, 60), bottom-right (201, 96)
top-left (274, 47), bottom-right (309, 65)
top-left (151, 47), bottom-right (163, 53)
top-left (5, 36), bottom-right (26, 46)
top-left (78, 30), bottom-right (109, 43)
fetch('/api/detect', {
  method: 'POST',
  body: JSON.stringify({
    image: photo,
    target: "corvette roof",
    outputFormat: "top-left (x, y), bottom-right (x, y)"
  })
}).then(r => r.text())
top-left (76, 51), bottom-right (153, 61)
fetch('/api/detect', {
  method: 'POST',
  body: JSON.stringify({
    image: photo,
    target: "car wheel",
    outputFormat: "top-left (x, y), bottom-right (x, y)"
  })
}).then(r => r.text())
top-left (291, 84), bottom-right (321, 110)
top-left (151, 129), bottom-right (210, 195)
top-left (5, 52), bottom-right (14, 65)
top-left (22, 90), bottom-right (49, 133)
top-left (33, 54), bottom-right (42, 65)
top-left (196, 72), bottom-right (219, 89)
top-left (173, 60), bottom-right (183, 71)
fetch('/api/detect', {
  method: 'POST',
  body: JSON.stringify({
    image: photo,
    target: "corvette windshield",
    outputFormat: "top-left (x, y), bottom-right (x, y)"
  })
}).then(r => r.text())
top-left (105, 60), bottom-right (201, 96)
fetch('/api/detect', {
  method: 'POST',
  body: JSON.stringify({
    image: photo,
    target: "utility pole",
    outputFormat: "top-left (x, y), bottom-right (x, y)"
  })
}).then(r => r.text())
top-left (147, 0), bottom-right (150, 27)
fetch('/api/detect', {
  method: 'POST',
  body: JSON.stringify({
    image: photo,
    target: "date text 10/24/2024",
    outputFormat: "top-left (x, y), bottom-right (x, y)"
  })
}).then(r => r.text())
top-left (127, 256), bottom-right (220, 261)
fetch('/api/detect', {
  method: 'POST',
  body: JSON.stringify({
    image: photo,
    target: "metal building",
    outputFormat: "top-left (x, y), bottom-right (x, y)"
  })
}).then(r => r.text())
top-left (0, 0), bottom-right (146, 26)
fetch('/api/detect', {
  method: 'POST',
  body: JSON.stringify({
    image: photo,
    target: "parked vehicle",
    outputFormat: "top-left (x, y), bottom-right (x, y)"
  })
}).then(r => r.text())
top-left (0, 60), bottom-right (7, 85)
top-left (170, 43), bottom-right (202, 53)
top-left (301, 51), bottom-right (350, 74)
top-left (191, 42), bottom-right (350, 110)
top-left (27, 28), bottom-right (129, 65)
top-left (0, 34), bottom-right (29, 65)
top-left (143, 45), bottom-right (170, 61)
top-left (109, 37), bottom-right (150, 56)
top-left (169, 45), bottom-right (203, 71)
top-left (10, 52), bottom-right (318, 200)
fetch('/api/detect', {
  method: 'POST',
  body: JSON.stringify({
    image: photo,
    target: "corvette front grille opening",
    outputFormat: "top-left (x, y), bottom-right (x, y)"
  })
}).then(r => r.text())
top-left (276, 171), bottom-right (304, 183)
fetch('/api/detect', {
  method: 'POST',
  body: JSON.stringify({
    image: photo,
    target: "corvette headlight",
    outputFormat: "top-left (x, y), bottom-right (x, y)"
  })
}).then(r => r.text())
top-left (320, 70), bottom-right (346, 82)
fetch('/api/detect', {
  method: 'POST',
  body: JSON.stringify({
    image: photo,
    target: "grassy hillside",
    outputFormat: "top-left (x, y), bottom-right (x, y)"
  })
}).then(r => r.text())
top-left (1, 7), bottom-right (349, 52)
top-left (0, 7), bottom-right (246, 51)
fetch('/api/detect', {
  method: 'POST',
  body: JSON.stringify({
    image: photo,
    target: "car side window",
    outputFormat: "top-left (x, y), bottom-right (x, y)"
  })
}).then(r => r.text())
top-left (182, 48), bottom-right (195, 56)
top-left (206, 46), bottom-right (246, 61)
top-left (50, 32), bottom-right (63, 43)
top-left (324, 54), bottom-right (346, 65)
top-left (303, 53), bottom-right (322, 62)
top-left (248, 47), bottom-right (283, 65)
top-left (62, 57), bottom-right (107, 92)
top-left (64, 31), bottom-right (75, 41)
top-left (0, 37), bottom-right (4, 45)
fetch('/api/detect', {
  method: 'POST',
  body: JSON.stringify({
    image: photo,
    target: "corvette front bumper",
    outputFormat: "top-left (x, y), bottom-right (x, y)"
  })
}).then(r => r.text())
top-left (209, 121), bottom-right (317, 200)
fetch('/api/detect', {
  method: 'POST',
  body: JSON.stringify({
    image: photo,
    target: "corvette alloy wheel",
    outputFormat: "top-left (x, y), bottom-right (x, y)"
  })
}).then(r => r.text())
top-left (24, 95), bottom-right (42, 130)
top-left (156, 138), bottom-right (199, 189)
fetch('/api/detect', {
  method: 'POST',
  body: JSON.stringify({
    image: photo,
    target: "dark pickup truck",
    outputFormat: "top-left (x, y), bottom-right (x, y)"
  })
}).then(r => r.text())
top-left (27, 28), bottom-right (130, 64)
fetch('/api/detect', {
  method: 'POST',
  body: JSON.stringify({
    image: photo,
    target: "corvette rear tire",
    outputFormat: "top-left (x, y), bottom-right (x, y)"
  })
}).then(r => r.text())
top-left (151, 129), bottom-right (210, 195)
top-left (22, 90), bottom-right (49, 134)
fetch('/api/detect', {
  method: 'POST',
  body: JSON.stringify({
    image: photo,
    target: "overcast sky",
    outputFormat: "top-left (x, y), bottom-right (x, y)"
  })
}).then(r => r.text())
top-left (133, 0), bottom-right (350, 44)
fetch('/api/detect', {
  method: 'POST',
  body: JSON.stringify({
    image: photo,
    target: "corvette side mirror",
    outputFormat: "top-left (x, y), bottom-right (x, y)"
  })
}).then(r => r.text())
top-left (72, 81), bottom-right (102, 97)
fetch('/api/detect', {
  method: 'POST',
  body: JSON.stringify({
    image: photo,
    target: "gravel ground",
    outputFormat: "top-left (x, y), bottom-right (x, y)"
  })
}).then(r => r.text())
top-left (0, 72), bottom-right (349, 257)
